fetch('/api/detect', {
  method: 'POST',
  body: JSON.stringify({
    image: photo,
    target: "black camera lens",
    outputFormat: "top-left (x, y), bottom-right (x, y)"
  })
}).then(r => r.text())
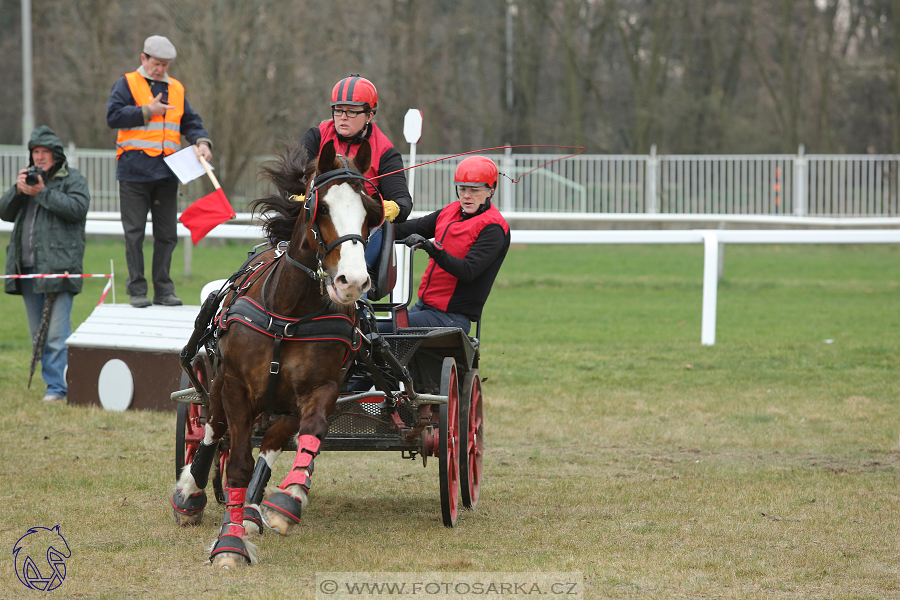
top-left (24, 166), bottom-right (44, 185)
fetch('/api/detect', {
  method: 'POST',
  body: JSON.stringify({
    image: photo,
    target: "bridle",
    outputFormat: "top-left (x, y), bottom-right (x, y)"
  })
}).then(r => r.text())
top-left (283, 155), bottom-right (379, 288)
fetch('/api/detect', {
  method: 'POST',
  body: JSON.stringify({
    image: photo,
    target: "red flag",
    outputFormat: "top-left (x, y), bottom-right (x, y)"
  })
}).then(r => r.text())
top-left (179, 188), bottom-right (235, 245)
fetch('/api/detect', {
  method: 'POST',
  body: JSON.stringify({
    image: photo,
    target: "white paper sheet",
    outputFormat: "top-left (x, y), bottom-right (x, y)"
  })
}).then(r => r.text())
top-left (164, 146), bottom-right (212, 185)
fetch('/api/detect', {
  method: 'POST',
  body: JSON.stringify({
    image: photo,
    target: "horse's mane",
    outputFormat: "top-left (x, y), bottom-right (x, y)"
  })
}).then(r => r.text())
top-left (250, 143), bottom-right (314, 243)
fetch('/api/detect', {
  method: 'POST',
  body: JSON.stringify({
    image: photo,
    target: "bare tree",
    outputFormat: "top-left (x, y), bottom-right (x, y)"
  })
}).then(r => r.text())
top-left (613, 0), bottom-right (682, 153)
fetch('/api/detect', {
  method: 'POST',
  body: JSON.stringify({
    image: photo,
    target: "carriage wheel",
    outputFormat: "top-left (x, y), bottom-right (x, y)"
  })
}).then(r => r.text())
top-left (175, 360), bottom-right (208, 482)
top-left (438, 356), bottom-right (460, 528)
top-left (459, 369), bottom-right (483, 510)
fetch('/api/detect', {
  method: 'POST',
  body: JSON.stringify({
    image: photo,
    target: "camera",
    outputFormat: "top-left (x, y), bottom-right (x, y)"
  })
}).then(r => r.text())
top-left (24, 166), bottom-right (45, 186)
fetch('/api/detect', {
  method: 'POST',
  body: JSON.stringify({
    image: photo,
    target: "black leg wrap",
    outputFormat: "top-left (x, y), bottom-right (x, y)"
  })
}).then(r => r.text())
top-left (243, 506), bottom-right (264, 532)
top-left (261, 491), bottom-right (303, 524)
top-left (172, 489), bottom-right (207, 516)
top-left (189, 441), bottom-right (219, 489)
top-left (246, 457), bottom-right (272, 506)
top-left (209, 535), bottom-right (251, 563)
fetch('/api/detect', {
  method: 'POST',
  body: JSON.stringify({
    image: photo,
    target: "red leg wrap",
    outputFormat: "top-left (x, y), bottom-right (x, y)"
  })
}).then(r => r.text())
top-left (279, 435), bottom-right (321, 492)
top-left (281, 470), bottom-right (311, 491)
top-left (210, 487), bottom-right (253, 563)
top-left (292, 435), bottom-right (321, 469)
top-left (223, 487), bottom-right (247, 539)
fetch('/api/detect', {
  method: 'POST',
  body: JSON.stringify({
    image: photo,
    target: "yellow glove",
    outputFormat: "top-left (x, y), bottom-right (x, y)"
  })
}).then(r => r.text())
top-left (383, 200), bottom-right (400, 222)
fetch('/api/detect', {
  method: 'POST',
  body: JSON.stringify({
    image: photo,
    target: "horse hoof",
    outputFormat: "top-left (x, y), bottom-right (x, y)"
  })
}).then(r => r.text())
top-left (173, 509), bottom-right (203, 527)
top-left (210, 534), bottom-right (253, 567)
top-left (172, 489), bottom-right (207, 526)
top-left (243, 506), bottom-right (264, 536)
top-left (260, 509), bottom-right (298, 536)
top-left (261, 492), bottom-right (303, 536)
top-left (211, 552), bottom-right (250, 569)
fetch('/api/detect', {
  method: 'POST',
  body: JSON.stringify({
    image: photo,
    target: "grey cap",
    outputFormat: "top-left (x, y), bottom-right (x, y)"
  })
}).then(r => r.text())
top-left (143, 35), bottom-right (177, 61)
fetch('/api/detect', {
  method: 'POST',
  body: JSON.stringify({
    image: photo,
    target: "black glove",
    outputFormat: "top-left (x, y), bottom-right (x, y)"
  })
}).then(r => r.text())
top-left (402, 234), bottom-right (439, 256)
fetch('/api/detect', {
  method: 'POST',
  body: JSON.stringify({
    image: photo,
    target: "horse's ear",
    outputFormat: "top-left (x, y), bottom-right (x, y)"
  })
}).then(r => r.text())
top-left (354, 140), bottom-right (372, 175)
top-left (318, 140), bottom-right (336, 174)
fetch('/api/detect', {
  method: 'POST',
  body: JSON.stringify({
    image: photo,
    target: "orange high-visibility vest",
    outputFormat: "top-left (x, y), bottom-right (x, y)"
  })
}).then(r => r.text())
top-left (116, 71), bottom-right (185, 159)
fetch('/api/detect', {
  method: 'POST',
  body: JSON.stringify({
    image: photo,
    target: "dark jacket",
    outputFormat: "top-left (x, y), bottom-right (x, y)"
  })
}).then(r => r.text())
top-left (106, 69), bottom-right (212, 182)
top-left (300, 121), bottom-right (413, 223)
top-left (1, 126), bottom-right (91, 295)
top-left (395, 200), bottom-right (510, 321)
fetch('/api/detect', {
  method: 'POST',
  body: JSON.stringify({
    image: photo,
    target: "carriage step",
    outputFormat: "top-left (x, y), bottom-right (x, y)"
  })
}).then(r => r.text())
top-left (171, 387), bottom-right (208, 405)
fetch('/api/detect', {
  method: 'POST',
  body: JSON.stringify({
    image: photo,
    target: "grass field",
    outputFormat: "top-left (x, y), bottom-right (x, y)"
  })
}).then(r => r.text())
top-left (1, 234), bottom-right (899, 599)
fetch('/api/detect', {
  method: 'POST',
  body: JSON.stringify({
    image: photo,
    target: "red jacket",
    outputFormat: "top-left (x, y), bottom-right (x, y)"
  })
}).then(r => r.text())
top-left (398, 201), bottom-right (510, 321)
top-left (299, 122), bottom-right (413, 222)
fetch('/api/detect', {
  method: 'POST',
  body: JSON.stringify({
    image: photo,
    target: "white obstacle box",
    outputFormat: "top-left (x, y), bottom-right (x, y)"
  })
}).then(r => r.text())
top-left (66, 304), bottom-right (200, 411)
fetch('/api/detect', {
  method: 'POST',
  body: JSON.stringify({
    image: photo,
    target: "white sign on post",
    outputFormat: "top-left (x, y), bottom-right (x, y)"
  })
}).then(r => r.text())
top-left (403, 109), bottom-right (423, 203)
top-left (403, 109), bottom-right (423, 144)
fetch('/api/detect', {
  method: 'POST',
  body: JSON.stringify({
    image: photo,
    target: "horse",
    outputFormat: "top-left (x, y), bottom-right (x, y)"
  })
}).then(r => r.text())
top-left (171, 139), bottom-right (384, 568)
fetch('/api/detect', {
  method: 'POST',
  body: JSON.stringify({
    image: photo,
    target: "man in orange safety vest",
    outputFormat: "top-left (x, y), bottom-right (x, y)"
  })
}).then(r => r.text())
top-left (107, 35), bottom-right (213, 308)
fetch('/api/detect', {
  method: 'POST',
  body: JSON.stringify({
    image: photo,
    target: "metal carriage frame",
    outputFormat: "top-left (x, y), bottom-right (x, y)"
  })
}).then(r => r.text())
top-left (173, 224), bottom-right (484, 527)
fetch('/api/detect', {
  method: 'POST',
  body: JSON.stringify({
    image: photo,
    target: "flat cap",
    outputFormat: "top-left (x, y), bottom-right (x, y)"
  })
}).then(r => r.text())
top-left (143, 35), bottom-right (177, 61)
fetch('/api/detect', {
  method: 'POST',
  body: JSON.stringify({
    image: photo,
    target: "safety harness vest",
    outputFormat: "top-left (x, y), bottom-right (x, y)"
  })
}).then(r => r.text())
top-left (317, 121), bottom-right (394, 198)
top-left (116, 71), bottom-right (185, 159)
top-left (419, 202), bottom-right (510, 320)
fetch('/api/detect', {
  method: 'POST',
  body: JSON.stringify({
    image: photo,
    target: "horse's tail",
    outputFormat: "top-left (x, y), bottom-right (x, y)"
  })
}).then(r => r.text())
top-left (250, 143), bottom-right (312, 242)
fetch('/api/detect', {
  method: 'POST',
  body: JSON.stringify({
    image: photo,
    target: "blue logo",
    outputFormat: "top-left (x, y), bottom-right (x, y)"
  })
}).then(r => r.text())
top-left (13, 525), bottom-right (70, 591)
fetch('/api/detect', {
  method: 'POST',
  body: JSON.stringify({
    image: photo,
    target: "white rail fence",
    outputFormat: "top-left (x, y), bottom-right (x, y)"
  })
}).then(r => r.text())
top-left (2, 144), bottom-right (900, 218)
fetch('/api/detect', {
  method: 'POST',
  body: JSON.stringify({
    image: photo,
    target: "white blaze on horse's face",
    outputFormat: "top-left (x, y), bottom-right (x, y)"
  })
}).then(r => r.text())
top-left (321, 182), bottom-right (371, 304)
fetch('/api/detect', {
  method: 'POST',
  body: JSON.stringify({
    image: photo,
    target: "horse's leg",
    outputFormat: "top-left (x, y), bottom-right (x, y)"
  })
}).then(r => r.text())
top-left (261, 402), bottom-right (330, 536)
top-left (243, 415), bottom-right (299, 536)
top-left (209, 377), bottom-right (258, 568)
top-left (172, 378), bottom-right (228, 526)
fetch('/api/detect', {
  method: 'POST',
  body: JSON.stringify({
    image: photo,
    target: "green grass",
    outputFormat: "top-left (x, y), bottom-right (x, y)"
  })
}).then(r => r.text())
top-left (1, 236), bottom-right (899, 599)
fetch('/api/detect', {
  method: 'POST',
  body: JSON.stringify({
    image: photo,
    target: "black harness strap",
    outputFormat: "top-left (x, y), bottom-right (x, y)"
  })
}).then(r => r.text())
top-left (266, 335), bottom-right (283, 418)
top-left (284, 252), bottom-right (321, 281)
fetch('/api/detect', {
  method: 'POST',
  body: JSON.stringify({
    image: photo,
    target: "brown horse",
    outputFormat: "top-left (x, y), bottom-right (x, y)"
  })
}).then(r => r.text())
top-left (171, 140), bottom-right (384, 568)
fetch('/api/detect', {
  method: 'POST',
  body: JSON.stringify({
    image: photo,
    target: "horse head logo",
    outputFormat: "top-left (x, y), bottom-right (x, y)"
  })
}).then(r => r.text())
top-left (13, 525), bottom-right (71, 591)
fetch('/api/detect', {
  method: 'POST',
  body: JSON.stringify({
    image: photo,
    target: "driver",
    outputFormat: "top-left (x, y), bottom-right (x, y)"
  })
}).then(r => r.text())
top-left (299, 75), bottom-right (412, 269)
top-left (393, 156), bottom-right (510, 334)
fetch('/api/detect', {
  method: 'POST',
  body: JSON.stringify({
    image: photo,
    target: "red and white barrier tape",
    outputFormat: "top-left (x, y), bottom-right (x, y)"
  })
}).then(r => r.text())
top-left (0, 273), bottom-right (114, 306)
top-left (0, 273), bottom-right (111, 279)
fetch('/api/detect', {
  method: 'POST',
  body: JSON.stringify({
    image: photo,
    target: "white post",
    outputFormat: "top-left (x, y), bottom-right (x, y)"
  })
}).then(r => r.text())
top-left (21, 0), bottom-right (34, 145)
top-left (67, 141), bottom-right (77, 170)
top-left (646, 144), bottom-right (658, 213)
top-left (407, 142), bottom-right (417, 202)
top-left (501, 145), bottom-right (514, 212)
top-left (794, 143), bottom-right (807, 217)
top-left (701, 232), bottom-right (719, 346)
top-left (718, 221), bottom-right (725, 280)
top-left (184, 237), bottom-right (192, 278)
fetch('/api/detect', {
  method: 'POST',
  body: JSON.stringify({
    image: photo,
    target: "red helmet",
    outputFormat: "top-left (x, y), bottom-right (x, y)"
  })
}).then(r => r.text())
top-left (454, 156), bottom-right (498, 188)
top-left (331, 76), bottom-right (378, 110)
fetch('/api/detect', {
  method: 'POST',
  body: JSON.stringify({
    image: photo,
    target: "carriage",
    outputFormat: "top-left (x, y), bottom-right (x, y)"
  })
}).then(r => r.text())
top-left (169, 143), bottom-right (487, 569)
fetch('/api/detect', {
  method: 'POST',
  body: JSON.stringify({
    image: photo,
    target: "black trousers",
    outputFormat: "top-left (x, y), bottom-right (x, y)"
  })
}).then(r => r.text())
top-left (119, 178), bottom-right (179, 297)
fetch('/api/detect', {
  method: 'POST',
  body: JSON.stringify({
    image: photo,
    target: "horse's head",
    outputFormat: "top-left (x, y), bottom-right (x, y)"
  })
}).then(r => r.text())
top-left (302, 139), bottom-right (384, 305)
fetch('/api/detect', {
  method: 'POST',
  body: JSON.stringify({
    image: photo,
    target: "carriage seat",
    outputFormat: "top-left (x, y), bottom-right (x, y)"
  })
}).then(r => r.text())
top-left (367, 222), bottom-right (397, 302)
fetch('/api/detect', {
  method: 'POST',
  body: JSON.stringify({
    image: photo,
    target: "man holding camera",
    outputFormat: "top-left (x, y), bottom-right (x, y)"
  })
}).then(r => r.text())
top-left (0, 126), bottom-right (91, 402)
top-left (106, 35), bottom-right (212, 308)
